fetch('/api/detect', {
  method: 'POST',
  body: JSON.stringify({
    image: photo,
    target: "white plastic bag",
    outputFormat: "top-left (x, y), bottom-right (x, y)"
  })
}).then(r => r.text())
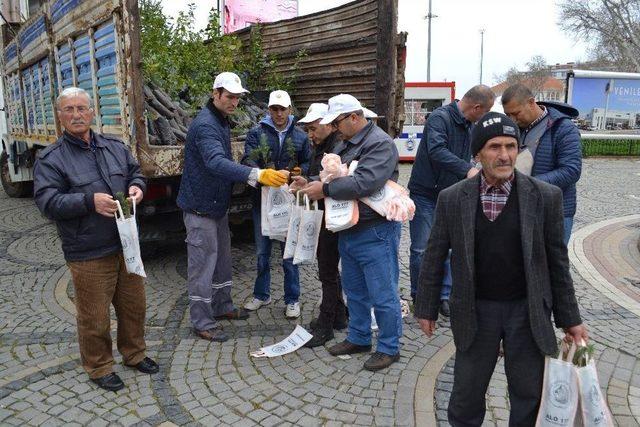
top-left (576, 341), bottom-right (614, 427)
top-left (293, 194), bottom-right (323, 265)
top-left (324, 160), bottom-right (359, 232)
top-left (262, 185), bottom-right (294, 241)
top-left (115, 200), bottom-right (146, 277)
top-left (283, 192), bottom-right (304, 259)
top-left (361, 180), bottom-right (415, 222)
top-left (536, 342), bottom-right (579, 427)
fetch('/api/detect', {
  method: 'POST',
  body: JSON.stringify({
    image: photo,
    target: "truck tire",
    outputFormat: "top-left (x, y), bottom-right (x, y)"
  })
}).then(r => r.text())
top-left (1, 151), bottom-right (33, 198)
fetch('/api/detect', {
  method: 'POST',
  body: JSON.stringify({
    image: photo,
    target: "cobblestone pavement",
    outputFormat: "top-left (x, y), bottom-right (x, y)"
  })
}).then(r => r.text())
top-left (0, 158), bottom-right (639, 426)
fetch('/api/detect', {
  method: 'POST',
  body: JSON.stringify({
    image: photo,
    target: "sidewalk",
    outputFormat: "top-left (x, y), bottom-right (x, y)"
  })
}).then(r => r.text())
top-left (0, 158), bottom-right (639, 426)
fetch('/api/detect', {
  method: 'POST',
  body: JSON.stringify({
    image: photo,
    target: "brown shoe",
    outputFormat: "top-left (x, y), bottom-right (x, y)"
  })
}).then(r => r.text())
top-left (327, 340), bottom-right (371, 356)
top-left (214, 308), bottom-right (250, 321)
top-left (363, 351), bottom-right (400, 371)
top-left (194, 328), bottom-right (229, 342)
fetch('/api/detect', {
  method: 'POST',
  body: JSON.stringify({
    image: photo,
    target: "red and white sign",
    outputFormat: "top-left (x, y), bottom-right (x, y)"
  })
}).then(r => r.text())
top-left (223, 0), bottom-right (298, 33)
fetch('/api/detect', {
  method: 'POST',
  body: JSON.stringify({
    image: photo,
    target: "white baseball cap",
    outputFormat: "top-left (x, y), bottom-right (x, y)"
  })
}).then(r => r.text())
top-left (213, 72), bottom-right (249, 94)
top-left (268, 90), bottom-right (292, 108)
top-left (298, 103), bottom-right (329, 123)
top-left (320, 94), bottom-right (378, 124)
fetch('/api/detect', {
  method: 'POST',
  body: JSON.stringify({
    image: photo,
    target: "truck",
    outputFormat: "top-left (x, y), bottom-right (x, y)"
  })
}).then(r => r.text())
top-left (0, 0), bottom-right (406, 241)
top-left (393, 81), bottom-right (455, 161)
top-left (564, 69), bottom-right (640, 132)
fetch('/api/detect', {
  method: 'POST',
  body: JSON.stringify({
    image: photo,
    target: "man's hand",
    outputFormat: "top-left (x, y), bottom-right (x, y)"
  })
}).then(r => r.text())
top-left (290, 166), bottom-right (302, 177)
top-left (418, 319), bottom-right (437, 337)
top-left (563, 323), bottom-right (588, 345)
top-left (94, 193), bottom-right (118, 218)
top-left (467, 167), bottom-right (480, 178)
top-left (258, 169), bottom-right (288, 187)
top-left (301, 181), bottom-right (325, 201)
top-left (128, 185), bottom-right (143, 205)
top-left (289, 175), bottom-right (308, 192)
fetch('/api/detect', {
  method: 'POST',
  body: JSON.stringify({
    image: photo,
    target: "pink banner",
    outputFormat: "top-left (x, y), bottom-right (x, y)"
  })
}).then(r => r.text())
top-left (224, 0), bottom-right (298, 33)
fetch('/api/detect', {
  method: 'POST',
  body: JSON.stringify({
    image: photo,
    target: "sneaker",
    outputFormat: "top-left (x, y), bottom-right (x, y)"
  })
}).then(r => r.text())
top-left (363, 351), bottom-right (400, 371)
top-left (285, 302), bottom-right (300, 318)
top-left (244, 297), bottom-right (271, 311)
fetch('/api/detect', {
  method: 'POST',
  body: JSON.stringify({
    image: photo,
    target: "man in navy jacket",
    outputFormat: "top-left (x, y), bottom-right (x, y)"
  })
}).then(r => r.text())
top-left (242, 90), bottom-right (311, 319)
top-left (407, 85), bottom-right (495, 315)
top-left (502, 83), bottom-right (582, 245)
top-left (34, 87), bottom-right (157, 392)
top-left (177, 73), bottom-right (287, 342)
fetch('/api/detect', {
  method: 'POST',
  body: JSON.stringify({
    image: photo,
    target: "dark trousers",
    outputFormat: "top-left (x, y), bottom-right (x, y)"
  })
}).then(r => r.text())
top-left (67, 253), bottom-right (147, 379)
top-left (316, 225), bottom-right (346, 327)
top-left (449, 299), bottom-right (544, 427)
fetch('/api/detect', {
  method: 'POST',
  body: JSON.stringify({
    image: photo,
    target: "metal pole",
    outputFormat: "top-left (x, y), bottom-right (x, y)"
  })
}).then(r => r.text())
top-left (479, 29), bottom-right (485, 84)
top-left (427, 0), bottom-right (432, 82)
top-left (602, 78), bottom-right (613, 130)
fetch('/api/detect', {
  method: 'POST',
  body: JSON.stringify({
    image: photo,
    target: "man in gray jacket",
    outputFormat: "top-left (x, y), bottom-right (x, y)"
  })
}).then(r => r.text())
top-left (415, 112), bottom-right (587, 426)
top-left (302, 94), bottom-right (402, 371)
top-left (34, 87), bottom-right (158, 392)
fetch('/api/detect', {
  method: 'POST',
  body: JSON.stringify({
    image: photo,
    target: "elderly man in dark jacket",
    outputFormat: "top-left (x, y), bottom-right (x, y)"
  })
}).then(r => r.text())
top-left (407, 85), bottom-right (495, 315)
top-left (242, 90), bottom-right (311, 319)
top-left (302, 94), bottom-right (402, 371)
top-left (34, 87), bottom-right (158, 392)
top-left (177, 72), bottom-right (287, 342)
top-left (415, 112), bottom-right (587, 426)
top-left (502, 83), bottom-right (582, 245)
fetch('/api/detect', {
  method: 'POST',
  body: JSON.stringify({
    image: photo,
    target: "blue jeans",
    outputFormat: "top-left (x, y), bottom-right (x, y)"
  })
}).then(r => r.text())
top-left (252, 209), bottom-right (300, 304)
top-left (409, 193), bottom-right (451, 301)
top-left (338, 221), bottom-right (403, 355)
top-left (563, 216), bottom-right (574, 247)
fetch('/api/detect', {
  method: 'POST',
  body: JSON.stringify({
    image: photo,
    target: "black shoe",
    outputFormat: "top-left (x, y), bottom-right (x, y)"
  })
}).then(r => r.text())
top-left (304, 328), bottom-right (334, 348)
top-left (127, 357), bottom-right (159, 374)
top-left (309, 314), bottom-right (348, 331)
top-left (194, 328), bottom-right (229, 342)
top-left (439, 299), bottom-right (450, 317)
top-left (328, 340), bottom-right (372, 356)
top-left (363, 351), bottom-right (400, 371)
top-left (91, 373), bottom-right (125, 392)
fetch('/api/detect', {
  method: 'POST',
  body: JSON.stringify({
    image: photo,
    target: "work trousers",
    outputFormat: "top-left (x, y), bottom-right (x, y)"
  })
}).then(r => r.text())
top-left (67, 252), bottom-right (147, 379)
top-left (184, 212), bottom-right (234, 331)
top-left (448, 299), bottom-right (545, 427)
top-left (315, 224), bottom-right (347, 328)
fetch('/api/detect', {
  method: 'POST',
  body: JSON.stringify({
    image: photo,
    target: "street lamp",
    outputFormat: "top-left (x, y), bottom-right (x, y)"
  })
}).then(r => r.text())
top-left (425, 0), bottom-right (438, 82)
top-left (479, 29), bottom-right (485, 84)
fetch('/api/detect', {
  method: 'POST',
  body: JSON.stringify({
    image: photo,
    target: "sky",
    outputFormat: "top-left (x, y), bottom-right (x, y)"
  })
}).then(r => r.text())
top-left (160, 0), bottom-right (591, 95)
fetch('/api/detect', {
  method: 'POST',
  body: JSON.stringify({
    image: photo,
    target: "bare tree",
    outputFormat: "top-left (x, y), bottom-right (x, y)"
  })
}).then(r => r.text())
top-left (558, 0), bottom-right (640, 72)
top-left (495, 55), bottom-right (551, 97)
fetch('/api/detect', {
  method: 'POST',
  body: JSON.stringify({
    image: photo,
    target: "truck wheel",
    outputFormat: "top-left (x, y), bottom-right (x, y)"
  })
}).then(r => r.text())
top-left (1, 151), bottom-right (33, 198)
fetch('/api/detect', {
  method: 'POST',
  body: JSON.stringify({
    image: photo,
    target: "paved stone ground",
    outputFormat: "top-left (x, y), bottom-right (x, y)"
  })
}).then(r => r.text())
top-left (0, 158), bottom-right (638, 426)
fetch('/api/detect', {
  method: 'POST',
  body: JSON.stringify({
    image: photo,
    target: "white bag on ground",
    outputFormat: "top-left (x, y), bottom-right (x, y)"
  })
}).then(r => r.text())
top-left (293, 194), bottom-right (323, 265)
top-left (536, 342), bottom-right (579, 427)
top-left (576, 341), bottom-right (615, 427)
top-left (283, 192), bottom-right (304, 259)
top-left (115, 200), bottom-right (146, 277)
top-left (262, 185), bottom-right (294, 241)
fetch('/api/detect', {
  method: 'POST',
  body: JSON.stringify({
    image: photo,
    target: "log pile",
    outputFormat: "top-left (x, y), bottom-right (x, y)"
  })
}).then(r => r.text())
top-left (144, 83), bottom-right (269, 146)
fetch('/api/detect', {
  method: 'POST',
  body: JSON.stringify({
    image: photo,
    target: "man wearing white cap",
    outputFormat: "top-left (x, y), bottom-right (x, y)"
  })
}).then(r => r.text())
top-left (242, 90), bottom-right (311, 318)
top-left (292, 103), bottom-right (348, 347)
top-left (177, 72), bottom-right (288, 342)
top-left (301, 94), bottom-right (402, 371)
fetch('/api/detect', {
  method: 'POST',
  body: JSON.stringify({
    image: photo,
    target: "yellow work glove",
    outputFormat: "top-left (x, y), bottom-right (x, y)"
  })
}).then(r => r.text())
top-left (258, 169), bottom-right (288, 187)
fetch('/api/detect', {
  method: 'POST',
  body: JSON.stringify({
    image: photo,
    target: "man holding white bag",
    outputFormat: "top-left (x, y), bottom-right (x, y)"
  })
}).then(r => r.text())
top-left (34, 87), bottom-right (158, 392)
top-left (302, 94), bottom-right (403, 371)
top-left (415, 112), bottom-right (588, 426)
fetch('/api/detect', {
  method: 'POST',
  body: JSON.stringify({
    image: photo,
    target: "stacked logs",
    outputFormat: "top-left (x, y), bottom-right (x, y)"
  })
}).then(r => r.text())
top-left (144, 83), bottom-right (269, 146)
top-left (144, 84), bottom-right (192, 146)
